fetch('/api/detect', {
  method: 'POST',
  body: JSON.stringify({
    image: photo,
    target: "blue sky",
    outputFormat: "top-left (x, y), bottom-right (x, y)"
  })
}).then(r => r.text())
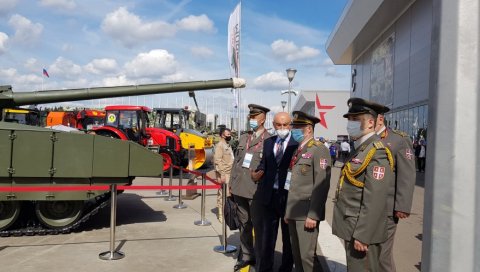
top-left (0, 0), bottom-right (349, 120)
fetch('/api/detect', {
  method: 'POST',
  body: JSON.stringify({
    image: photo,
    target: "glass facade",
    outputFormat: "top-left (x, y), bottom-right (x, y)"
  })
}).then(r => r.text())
top-left (385, 104), bottom-right (428, 142)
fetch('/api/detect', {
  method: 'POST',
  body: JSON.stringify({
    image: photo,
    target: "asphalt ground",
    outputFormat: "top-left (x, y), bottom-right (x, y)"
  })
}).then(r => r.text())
top-left (0, 167), bottom-right (424, 272)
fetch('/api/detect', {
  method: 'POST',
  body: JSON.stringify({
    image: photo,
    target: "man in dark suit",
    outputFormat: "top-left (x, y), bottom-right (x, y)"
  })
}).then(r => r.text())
top-left (251, 112), bottom-right (298, 272)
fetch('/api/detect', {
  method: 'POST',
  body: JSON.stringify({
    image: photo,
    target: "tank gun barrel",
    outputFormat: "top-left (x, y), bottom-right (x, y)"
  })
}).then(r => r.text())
top-left (0, 78), bottom-right (245, 107)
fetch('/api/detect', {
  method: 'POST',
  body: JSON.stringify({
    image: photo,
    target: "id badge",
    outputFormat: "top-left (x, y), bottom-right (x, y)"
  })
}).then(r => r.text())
top-left (284, 171), bottom-right (292, 191)
top-left (242, 153), bottom-right (253, 168)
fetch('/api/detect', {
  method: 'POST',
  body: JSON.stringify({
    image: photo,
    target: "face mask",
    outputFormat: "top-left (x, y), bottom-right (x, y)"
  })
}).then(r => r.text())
top-left (249, 119), bottom-right (259, 130)
top-left (346, 120), bottom-right (363, 138)
top-left (276, 129), bottom-right (290, 139)
top-left (224, 136), bottom-right (232, 142)
top-left (291, 128), bottom-right (304, 142)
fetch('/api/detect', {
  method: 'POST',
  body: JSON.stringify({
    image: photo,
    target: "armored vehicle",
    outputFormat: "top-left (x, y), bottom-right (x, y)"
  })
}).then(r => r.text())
top-left (0, 78), bottom-right (245, 234)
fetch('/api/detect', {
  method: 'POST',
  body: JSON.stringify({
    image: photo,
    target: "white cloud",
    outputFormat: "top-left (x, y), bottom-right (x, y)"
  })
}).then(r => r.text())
top-left (24, 58), bottom-right (38, 71)
top-left (176, 14), bottom-right (215, 32)
top-left (271, 39), bottom-right (320, 61)
top-left (322, 58), bottom-right (334, 66)
top-left (325, 67), bottom-right (346, 78)
top-left (0, 32), bottom-right (9, 54)
top-left (102, 75), bottom-right (134, 87)
top-left (102, 7), bottom-right (176, 47)
top-left (124, 49), bottom-right (178, 78)
top-left (84, 58), bottom-right (118, 75)
top-left (252, 71), bottom-right (289, 90)
top-left (49, 57), bottom-right (83, 80)
top-left (102, 7), bottom-right (215, 47)
top-left (8, 14), bottom-right (43, 44)
top-left (0, 0), bottom-right (18, 15)
top-left (39, 0), bottom-right (76, 10)
top-left (190, 46), bottom-right (214, 58)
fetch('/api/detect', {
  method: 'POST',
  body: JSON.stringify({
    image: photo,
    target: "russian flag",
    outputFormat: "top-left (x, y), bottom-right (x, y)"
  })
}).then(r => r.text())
top-left (43, 68), bottom-right (49, 78)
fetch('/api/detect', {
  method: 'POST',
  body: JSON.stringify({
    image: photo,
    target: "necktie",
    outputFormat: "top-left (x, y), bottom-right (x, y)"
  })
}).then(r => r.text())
top-left (275, 138), bottom-right (285, 164)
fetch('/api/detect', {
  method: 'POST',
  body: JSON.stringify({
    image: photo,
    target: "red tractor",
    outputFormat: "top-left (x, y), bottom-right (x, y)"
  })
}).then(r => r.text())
top-left (93, 105), bottom-right (183, 171)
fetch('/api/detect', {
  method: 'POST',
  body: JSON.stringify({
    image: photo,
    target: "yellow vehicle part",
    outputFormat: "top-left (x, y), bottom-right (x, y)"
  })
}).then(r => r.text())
top-left (179, 131), bottom-right (213, 169)
top-left (5, 109), bottom-right (30, 114)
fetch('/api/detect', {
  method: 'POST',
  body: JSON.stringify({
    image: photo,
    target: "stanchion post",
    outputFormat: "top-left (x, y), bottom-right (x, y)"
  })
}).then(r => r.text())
top-left (173, 167), bottom-right (187, 209)
top-left (213, 183), bottom-right (236, 253)
top-left (165, 164), bottom-right (177, 201)
top-left (99, 184), bottom-right (125, 260)
top-left (156, 168), bottom-right (168, 197)
top-left (194, 173), bottom-right (211, 226)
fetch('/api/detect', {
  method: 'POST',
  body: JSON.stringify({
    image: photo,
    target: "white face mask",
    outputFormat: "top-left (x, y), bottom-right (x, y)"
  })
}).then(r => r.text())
top-left (346, 120), bottom-right (363, 138)
top-left (276, 129), bottom-right (290, 139)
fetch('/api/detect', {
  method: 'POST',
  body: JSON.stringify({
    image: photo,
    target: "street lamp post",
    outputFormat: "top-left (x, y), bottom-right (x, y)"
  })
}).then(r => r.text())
top-left (281, 101), bottom-right (287, 112)
top-left (286, 68), bottom-right (297, 113)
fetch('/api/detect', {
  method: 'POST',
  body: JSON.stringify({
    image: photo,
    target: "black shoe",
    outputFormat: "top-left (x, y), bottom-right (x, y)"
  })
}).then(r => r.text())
top-left (234, 260), bottom-right (255, 271)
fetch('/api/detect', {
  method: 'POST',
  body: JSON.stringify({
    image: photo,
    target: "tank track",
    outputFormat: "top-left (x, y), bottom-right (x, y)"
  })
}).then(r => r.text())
top-left (0, 192), bottom-right (111, 237)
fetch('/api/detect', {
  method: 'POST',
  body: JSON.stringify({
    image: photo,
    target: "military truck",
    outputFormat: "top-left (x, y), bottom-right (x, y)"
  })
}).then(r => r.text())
top-left (0, 78), bottom-right (246, 234)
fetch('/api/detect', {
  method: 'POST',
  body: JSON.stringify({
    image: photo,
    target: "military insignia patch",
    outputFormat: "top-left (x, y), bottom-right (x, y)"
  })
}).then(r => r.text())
top-left (320, 159), bottom-right (328, 169)
top-left (301, 165), bottom-right (309, 174)
top-left (351, 158), bottom-right (362, 164)
top-left (373, 166), bottom-right (385, 180)
top-left (302, 153), bottom-right (312, 159)
top-left (406, 149), bottom-right (414, 160)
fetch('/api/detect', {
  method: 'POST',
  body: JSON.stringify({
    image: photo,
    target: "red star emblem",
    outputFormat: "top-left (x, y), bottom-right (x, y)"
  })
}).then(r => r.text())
top-left (315, 94), bottom-right (336, 129)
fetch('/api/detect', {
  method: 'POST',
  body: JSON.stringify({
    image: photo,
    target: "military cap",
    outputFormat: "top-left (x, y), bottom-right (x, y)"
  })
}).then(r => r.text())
top-left (248, 104), bottom-right (270, 117)
top-left (343, 97), bottom-right (390, 118)
top-left (291, 111), bottom-right (320, 126)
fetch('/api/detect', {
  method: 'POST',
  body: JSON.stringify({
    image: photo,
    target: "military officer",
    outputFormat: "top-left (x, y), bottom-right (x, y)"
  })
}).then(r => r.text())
top-left (284, 111), bottom-right (331, 272)
top-left (230, 104), bottom-right (271, 271)
top-left (332, 98), bottom-right (394, 271)
top-left (213, 127), bottom-right (234, 223)
top-left (372, 102), bottom-right (416, 272)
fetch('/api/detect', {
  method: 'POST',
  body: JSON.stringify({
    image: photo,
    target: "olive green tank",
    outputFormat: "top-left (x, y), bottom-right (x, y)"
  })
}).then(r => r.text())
top-left (0, 78), bottom-right (246, 233)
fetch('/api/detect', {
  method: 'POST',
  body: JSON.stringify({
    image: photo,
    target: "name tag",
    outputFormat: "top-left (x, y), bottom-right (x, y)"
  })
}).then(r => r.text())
top-left (242, 153), bottom-right (253, 168)
top-left (284, 171), bottom-right (292, 191)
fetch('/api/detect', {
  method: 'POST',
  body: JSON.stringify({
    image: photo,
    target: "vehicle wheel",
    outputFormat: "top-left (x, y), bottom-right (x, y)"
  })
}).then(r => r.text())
top-left (159, 149), bottom-right (177, 172)
top-left (35, 201), bottom-right (84, 229)
top-left (0, 201), bottom-right (21, 231)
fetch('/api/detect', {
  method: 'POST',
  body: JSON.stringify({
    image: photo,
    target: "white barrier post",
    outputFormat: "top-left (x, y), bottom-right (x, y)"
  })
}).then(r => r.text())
top-left (194, 173), bottom-right (211, 226)
top-left (213, 183), bottom-right (237, 253)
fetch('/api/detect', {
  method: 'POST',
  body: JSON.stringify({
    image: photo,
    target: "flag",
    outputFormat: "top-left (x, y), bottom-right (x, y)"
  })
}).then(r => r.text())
top-left (43, 68), bottom-right (49, 78)
top-left (228, 3), bottom-right (241, 107)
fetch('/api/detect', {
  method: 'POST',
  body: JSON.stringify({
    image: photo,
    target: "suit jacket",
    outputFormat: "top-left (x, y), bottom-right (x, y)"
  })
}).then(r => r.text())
top-left (254, 135), bottom-right (298, 205)
top-left (379, 127), bottom-right (416, 215)
top-left (285, 138), bottom-right (331, 221)
top-left (230, 129), bottom-right (271, 199)
top-left (332, 134), bottom-right (393, 244)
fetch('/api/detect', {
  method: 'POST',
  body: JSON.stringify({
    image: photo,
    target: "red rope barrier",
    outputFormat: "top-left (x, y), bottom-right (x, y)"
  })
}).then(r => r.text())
top-left (171, 165), bottom-right (222, 186)
top-left (0, 184), bottom-right (220, 192)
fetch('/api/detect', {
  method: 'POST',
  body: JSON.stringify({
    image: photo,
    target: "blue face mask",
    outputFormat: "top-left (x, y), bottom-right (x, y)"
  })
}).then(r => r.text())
top-left (291, 128), bottom-right (304, 142)
top-left (249, 119), bottom-right (259, 130)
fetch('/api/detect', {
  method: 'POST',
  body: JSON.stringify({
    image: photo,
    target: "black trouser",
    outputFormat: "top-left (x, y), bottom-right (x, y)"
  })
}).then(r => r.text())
top-left (254, 189), bottom-right (293, 272)
top-left (417, 157), bottom-right (426, 171)
top-left (341, 151), bottom-right (349, 162)
top-left (233, 194), bottom-right (256, 262)
top-left (331, 155), bottom-right (336, 165)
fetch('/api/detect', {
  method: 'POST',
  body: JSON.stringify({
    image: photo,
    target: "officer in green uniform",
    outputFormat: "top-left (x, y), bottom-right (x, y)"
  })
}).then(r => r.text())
top-left (230, 104), bottom-right (271, 271)
top-left (372, 101), bottom-right (416, 272)
top-left (332, 98), bottom-right (394, 272)
top-left (284, 111), bottom-right (331, 272)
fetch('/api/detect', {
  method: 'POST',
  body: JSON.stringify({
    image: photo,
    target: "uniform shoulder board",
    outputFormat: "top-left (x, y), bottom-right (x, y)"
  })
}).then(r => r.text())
top-left (308, 140), bottom-right (322, 148)
top-left (392, 129), bottom-right (408, 138)
top-left (373, 141), bottom-right (385, 149)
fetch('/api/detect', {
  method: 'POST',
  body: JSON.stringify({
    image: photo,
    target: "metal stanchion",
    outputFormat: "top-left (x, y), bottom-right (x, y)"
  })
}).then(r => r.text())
top-left (99, 184), bottom-right (125, 260)
top-left (173, 167), bottom-right (187, 209)
top-left (213, 183), bottom-right (236, 253)
top-left (165, 164), bottom-right (177, 201)
top-left (156, 169), bottom-right (168, 197)
top-left (194, 173), bottom-right (211, 226)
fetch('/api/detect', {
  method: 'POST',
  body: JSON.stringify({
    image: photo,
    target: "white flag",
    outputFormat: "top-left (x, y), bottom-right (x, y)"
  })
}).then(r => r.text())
top-left (228, 3), bottom-right (241, 107)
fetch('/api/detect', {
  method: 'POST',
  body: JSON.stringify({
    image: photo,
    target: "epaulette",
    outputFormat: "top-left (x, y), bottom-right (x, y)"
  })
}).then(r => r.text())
top-left (373, 141), bottom-right (385, 149)
top-left (308, 140), bottom-right (322, 148)
top-left (392, 129), bottom-right (408, 138)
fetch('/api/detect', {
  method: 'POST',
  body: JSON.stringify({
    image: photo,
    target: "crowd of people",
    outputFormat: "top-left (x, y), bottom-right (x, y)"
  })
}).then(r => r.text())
top-left (212, 98), bottom-right (417, 272)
